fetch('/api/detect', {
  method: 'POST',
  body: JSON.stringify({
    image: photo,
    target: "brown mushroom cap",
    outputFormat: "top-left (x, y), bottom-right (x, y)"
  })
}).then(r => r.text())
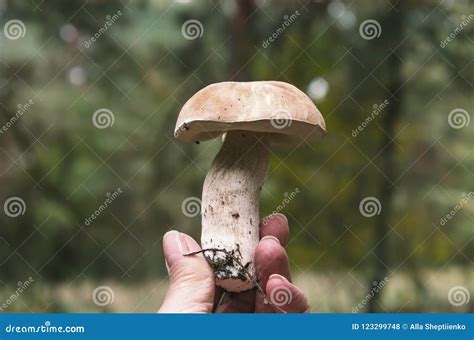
top-left (174, 81), bottom-right (326, 145)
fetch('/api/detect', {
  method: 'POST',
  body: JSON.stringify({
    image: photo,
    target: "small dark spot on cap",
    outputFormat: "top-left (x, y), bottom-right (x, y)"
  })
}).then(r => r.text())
top-left (248, 230), bottom-right (251, 235)
top-left (195, 141), bottom-right (200, 144)
top-left (232, 213), bottom-right (240, 219)
top-left (221, 201), bottom-right (225, 205)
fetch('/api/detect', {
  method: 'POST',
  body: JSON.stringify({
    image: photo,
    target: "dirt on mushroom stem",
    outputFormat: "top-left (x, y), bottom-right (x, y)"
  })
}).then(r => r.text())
top-left (201, 130), bottom-right (270, 292)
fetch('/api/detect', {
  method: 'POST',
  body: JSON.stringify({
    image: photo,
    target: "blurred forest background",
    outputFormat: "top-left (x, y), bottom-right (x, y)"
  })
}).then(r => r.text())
top-left (0, 0), bottom-right (472, 313)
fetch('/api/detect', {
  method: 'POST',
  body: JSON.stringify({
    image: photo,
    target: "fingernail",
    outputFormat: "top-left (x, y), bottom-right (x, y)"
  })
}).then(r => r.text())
top-left (164, 230), bottom-right (187, 254)
top-left (273, 213), bottom-right (288, 224)
top-left (261, 235), bottom-right (281, 245)
top-left (269, 273), bottom-right (289, 283)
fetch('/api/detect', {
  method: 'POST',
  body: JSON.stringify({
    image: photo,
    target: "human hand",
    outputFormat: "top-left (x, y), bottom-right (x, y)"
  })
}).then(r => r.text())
top-left (158, 213), bottom-right (309, 313)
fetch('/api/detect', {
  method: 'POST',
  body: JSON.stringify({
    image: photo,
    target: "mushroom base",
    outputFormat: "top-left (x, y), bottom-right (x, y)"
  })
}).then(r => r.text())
top-left (201, 130), bottom-right (269, 292)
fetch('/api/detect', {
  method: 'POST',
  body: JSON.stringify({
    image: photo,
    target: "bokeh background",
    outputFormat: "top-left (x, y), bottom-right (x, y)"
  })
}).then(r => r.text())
top-left (0, 0), bottom-right (473, 313)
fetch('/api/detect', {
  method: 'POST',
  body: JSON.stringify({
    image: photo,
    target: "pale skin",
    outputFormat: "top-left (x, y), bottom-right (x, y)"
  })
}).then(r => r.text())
top-left (159, 213), bottom-right (310, 313)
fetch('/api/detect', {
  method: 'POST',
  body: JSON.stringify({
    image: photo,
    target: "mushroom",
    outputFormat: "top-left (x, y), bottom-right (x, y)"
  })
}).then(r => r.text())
top-left (174, 81), bottom-right (326, 292)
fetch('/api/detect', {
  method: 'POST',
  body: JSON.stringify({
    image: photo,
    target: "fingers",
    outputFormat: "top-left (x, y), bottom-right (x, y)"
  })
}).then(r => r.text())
top-left (260, 213), bottom-right (289, 246)
top-left (266, 274), bottom-right (309, 313)
top-left (217, 213), bottom-right (291, 313)
top-left (158, 231), bottom-right (215, 313)
top-left (254, 235), bottom-right (291, 312)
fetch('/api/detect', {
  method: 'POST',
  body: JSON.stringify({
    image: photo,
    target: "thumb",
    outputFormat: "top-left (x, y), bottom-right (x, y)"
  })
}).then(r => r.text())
top-left (158, 230), bottom-right (215, 313)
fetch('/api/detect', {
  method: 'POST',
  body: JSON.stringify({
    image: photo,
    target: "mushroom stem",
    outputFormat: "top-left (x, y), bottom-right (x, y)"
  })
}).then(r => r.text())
top-left (201, 130), bottom-right (269, 292)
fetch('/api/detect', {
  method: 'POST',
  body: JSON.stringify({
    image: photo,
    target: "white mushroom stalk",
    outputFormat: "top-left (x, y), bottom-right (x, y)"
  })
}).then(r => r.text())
top-left (174, 81), bottom-right (326, 293)
top-left (201, 130), bottom-right (269, 292)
